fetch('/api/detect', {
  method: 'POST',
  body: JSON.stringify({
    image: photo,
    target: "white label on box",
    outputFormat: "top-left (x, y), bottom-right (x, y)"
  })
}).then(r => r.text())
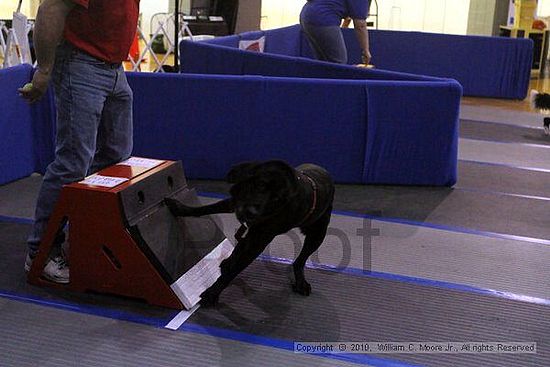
top-left (209, 16), bottom-right (224, 22)
top-left (118, 157), bottom-right (164, 169)
top-left (81, 175), bottom-right (129, 188)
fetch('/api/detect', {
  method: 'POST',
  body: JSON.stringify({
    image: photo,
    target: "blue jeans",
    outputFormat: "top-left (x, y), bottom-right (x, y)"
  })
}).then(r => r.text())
top-left (27, 42), bottom-right (133, 255)
top-left (300, 21), bottom-right (348, 64)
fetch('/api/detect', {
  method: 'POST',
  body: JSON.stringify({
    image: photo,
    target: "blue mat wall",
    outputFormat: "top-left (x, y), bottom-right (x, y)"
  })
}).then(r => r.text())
top-left (127, 72), bottom-right (461, 186)
top-left (128, 73), bottom-right (369, 183)
top-left (0, 66), bottom-right (460, 186)
top-left (182, 24), bottom-right (532, 99)
top-left (0, 65), bottom-right (56, 185)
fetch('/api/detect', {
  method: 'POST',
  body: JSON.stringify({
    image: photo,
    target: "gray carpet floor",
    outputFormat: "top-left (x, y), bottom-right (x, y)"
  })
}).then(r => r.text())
top-left (1, 103), bottom-right (549, 367)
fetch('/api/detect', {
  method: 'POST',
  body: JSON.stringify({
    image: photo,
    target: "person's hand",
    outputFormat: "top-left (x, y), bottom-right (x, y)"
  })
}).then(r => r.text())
top-left (361, 50), bottom-right (372, 66)
top-left (18, 68), bottom-right (51, 103)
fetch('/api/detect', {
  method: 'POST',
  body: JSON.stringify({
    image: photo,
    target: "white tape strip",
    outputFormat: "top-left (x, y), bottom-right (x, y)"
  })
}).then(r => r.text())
top-left (164, 304), bottom-right (200, 330)
top-left (171, 239), bottom-right (234, 309)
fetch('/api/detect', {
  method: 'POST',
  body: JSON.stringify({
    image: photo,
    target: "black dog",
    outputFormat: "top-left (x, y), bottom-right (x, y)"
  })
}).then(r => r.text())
top-left (530, 89), bottom-right (550, 135)
top-left (164, 160), bottom-right (334, 307)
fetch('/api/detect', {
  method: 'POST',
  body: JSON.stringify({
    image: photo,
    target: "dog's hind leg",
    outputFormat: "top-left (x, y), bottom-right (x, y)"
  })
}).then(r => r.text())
top-left (293, 209), bottom-right (332, 296)
top-left (544, 117), bottom-right (550, 135)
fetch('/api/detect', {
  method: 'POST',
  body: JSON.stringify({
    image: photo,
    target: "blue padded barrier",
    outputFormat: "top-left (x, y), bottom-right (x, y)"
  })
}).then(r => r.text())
top-left (181, 39), bottom-right (444, 82)
top-left (180, 41), bottom-right (245, 75)
top-left (363, 80), bottom-right (462, 185)
top-left (176, 28), bottom-right (464, 186)
top-left (0, 65), bottom-right (55, 185)
top-left (264, 25), bottom-right (304, 56)
top-left (128, 72), bottom-right (369, 183)
top-left (0, 69), bottom-right (460, 186)
top-left (202, 34), bottom-right (240, 48)
top-left (128, 72), bottom-right (460, 185)
top-left (0, 65), bottom-right (35, 185)
top-left (189, 25), bottom-right (532, 99)
top-left (342, 28), bottom-right (533, 99)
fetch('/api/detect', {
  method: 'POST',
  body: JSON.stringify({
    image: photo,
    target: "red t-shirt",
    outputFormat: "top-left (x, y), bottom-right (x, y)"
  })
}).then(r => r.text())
top-left (64, 0), bottom-right (140, 63)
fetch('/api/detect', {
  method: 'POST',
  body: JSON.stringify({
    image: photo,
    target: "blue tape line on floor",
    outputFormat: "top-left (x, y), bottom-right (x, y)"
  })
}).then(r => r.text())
top-left (199, 191), bottom-right (550, 246)
top-left (257, 255), bottom-right (550, 307)
top-left (182, 323), bottom-right (424, 367)
top-left (463, 137), bottom-right (550, 150)
top-left (330, 209), bottom-right (550, 247)
top-left (0, 289), bottom-right (174, 328)
top-left (0, 289), bottom-right (422, 367)
top-left (460, 159), bottom-right (550, 174)
top-left (0, 215), bottom-right (33, 225)
top-left (454, 186), bottom-right (550, 202)
top-left (461, 119), bottom-right (543, 130)
top-left (1, 207), bottom-right (550, 305)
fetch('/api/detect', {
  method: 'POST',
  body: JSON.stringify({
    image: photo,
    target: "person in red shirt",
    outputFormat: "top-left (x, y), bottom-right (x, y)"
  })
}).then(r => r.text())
top-left (19, 0), bottom-right (140, 283)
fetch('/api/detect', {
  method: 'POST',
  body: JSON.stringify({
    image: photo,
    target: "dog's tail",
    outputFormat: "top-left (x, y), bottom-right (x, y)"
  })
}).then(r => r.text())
top-left (530, 89), bottom-right (550, 112)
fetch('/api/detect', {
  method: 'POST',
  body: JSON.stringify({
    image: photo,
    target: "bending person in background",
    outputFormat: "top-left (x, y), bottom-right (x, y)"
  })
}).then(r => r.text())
top-left (19, 0), bottom-right (140, 283)
top-left (300, 0), bottom-right (371, 65)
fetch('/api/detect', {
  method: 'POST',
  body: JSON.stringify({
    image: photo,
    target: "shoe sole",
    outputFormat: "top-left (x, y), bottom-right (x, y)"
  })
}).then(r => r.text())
top-left (42, 274), bottom-right (70, 284)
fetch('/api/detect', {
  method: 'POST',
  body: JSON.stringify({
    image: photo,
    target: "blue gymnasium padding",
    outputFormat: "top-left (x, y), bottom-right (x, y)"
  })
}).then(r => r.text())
top-left (162, 26), bottom-right (464, 185)
top-left (127, 72), bottom-right (369, 183)
top-left (0, 66), bottom-right (460, 186)
top-left (0, 65), bottom-right (34, 185)
top-left (264, 25), bottom-right (304, 56)
top-left (180, 42), bottom-right (245, 75)
top-left (0, 67), bottom-right (461, 186)
top-left (128, 72), bottom-right (461, 185)
top-left (341, 28), bottom-right (533, 99)
top-left (363, 80), bottom-right (461, 186)
top-left (201, 34), bottom-right (239, 48)
top-left (0, 65), bottom-right (55, 185)
top-left (180, 39), bottom-right (444, 82)
top-left (190, 24), bottom-right (532, 99)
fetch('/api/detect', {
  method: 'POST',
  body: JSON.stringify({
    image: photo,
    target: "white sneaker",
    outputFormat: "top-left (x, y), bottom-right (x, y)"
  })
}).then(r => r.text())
top-left (25, 254), bottom-right (70, 284)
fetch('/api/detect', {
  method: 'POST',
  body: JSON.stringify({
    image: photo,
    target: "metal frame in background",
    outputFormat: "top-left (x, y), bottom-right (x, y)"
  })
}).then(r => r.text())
top-left (129, 13), bottom-right (193, 72)
top-left (369, 0), bottom-right (379, 29)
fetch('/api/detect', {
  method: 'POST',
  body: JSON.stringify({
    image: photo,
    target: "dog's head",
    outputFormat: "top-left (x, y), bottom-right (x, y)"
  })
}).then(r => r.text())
top-left (226, 160), bottom-right (299, 225)
top-left (531, 89), bottom-right (550, 112)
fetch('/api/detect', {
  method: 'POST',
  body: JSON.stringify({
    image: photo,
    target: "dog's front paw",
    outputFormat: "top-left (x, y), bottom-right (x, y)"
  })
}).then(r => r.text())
top-left (164, 198), bottom-right (192, 217)
top-left (199, 288), bottom-right (221, 308)
top-left (292, 279), bottom-right (312, 296)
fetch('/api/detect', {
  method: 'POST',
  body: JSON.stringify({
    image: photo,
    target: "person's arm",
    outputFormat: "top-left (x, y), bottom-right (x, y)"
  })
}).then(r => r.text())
top-left (352, 18), bottom-right (371, 65)
top-left (19, 0), bottom-right (75, 103)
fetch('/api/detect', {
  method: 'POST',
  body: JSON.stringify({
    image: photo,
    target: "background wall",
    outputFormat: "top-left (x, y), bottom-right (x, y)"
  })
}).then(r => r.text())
top-left (142, 0), bottom-right (170, 38)
top-left (0, 0), bottom-right (38, 19)
top-left (260, 0), bottom-right (474, 35)
top-left (0, 0), bottom-right (524, 39)
top-left (467, 0), bottom-right (510, 36)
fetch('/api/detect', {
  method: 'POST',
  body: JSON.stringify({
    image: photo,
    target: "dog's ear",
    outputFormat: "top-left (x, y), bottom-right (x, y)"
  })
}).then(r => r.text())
top-left (226, 161), bottom-right (260, 183)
